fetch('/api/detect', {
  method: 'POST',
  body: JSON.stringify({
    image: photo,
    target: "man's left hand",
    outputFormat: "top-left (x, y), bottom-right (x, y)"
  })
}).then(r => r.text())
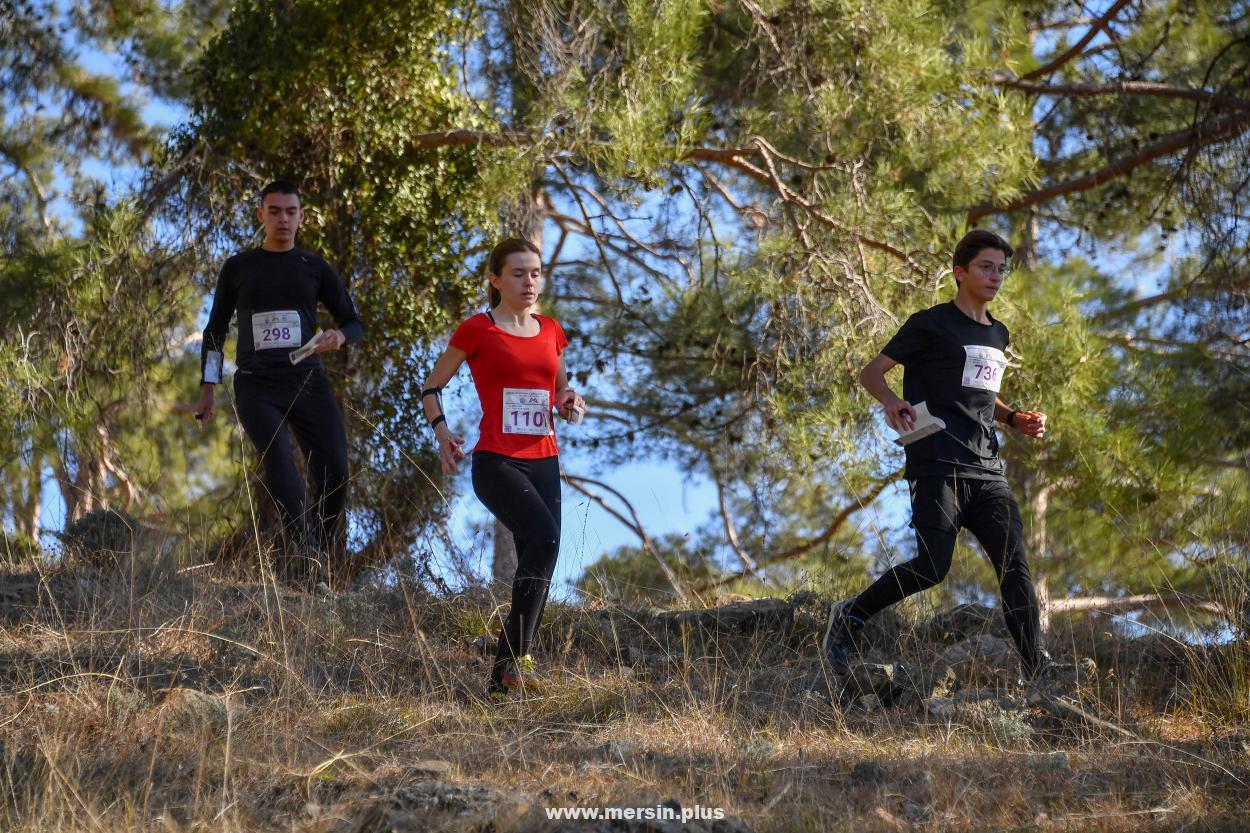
top-left (314, 329), bottom-right (346, 353)
top-left (1015, 410), bottom-right (1047, 439)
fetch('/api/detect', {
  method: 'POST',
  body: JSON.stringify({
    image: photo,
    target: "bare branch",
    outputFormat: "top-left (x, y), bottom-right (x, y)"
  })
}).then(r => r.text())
top-left (1021, 0), bottom-right (1135, 81)
top-left (713, 474), bottom-right (764, 583)
top-left (1049, 592), bottom-right (1235, 621)
top-left (996, 76), bottom-right (1250, 110)
top-left (695, 472), bottom-right (898, 593)
top-left (967, 108), bottom-right (1250, 223)
top-left (563, 472), bottom-right (693, 602)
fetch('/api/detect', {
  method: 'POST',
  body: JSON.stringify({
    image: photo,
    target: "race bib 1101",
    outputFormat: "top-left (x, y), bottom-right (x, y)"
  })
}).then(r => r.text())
top-left (962, 345), bottom-right (1007, 392)
top-left (252, 310), bottom-right (302, 350)
top-left (502, 387), bottom-right (552, 436)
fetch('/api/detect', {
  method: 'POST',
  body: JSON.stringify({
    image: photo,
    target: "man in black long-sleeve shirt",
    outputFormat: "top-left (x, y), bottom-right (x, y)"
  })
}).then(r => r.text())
top-left (193, 180), bottom-right (363, 585)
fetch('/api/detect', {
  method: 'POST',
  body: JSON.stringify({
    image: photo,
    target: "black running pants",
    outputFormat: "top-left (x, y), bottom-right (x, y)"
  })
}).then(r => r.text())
top-left (233, 369), bottom-right (350, 559)
top-left (471, 451), bottom-right (562, 681)
top-left (849, 476), bottom-right (1042, 674)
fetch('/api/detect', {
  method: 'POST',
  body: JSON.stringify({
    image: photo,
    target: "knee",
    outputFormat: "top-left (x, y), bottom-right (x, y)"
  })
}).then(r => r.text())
top-left (914, 555), bottom-right (951, 586)
top-left (520, 529), bottom-right (560, 576)
top-left (911, 533), bottom-right (953, 586)
top-left (313, 455), bottom-right (350, 489)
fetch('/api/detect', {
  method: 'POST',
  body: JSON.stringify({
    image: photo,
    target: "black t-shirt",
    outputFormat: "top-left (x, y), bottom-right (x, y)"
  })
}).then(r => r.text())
top-left (881, 301), bottom-right (1010, 480)
top-left (200, 247), bottom-right (364, 383)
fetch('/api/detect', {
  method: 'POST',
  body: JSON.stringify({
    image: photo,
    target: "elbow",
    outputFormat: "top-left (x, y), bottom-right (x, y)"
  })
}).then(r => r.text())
top-left (857, 366), bottom-right (873, 391)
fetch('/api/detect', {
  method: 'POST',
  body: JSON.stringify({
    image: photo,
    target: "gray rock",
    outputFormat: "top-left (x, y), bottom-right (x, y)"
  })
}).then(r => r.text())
top-left (161, 688), bottom-right (244, 734)
top-left (942, 634), bottom-right (1012, 666)
top-left (901, 799), bottom-right (933, 822)
top-left (846, 661), bottom-right (908, 704)
top-left (617, 644), bottom-right (644, 666)
top-left (409, 760), bottom-right (453, 778)
top-left (920, 603), bottom-right (1005, 643)
top-left (923, 696), bottom-right (957, 720)
top-left (597, 739), bottom-right (638, 761)
top-left (470, 634), bottom-right (497, 656)
top-left (942, 635), bottom-right (1015, 688)
top-left (850, 759), bottom-right (888, 785)
top-left (985, 713), bottom-right (1034, 743)
top-left (1032, 752), bottom-right (1070, 772)
top-left (851, 693), bottom-right (883, 713)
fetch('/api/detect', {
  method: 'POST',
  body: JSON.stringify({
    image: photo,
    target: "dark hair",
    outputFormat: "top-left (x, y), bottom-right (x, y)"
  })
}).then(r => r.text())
top-left (486, 237), bottom-right (542, 307)
top-left (953, 229), bottom-right (1013, 274)
top-left (260, 180), bottom-right (300, 203)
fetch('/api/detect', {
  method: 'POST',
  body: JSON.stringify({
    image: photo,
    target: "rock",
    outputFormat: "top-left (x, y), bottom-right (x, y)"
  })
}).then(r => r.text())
top-left (617, 645), bottom-right (643, 666)
top-left (1032, 752), bottom-right (1070, 773)
top-left (106, 686), bottom-right (150, 715)
top-left (470, 634), bottom-right (496, 656)
top-left (846, 661), bottom-right (910, 705)
top-left (409, 760), bottom-right (453, 778)
top-left (920, 603), bottom-right (1005, 643)
top-left (850, 760), bottom-right (888, 785)
top-left (850, 693), bottom-right (882, 713)
top-left (743, 735), bottom-right (777, 759)
top-left (985, 713), bottom-right (1034, 743)
top-left (659, 598), bottom-right (795, 638)
top-left (346, 780), bottom-right (526, 832)
top-left (942, 634), bottom-right (1012, 666)
top-left (942, 635), bottom-right (1015, 688)
top-left (161, 688), bottom-right (244, 734)
top-left (923, 696), bottom-right (957, 721)
top-left (60, 508), bottom-right (144, 564)
top-left (901, 799), bottom-right (933, 822)
top-left (597, 740), bottom-right (637, 761)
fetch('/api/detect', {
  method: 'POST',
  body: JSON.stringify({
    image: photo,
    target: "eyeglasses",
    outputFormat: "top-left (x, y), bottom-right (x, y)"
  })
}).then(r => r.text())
top-left (973, 260), bottom-right (1010, 277)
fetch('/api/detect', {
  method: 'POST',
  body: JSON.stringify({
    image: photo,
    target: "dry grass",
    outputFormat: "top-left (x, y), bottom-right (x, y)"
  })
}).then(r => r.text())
top-left (1, 553), bottom-right (1248, 832)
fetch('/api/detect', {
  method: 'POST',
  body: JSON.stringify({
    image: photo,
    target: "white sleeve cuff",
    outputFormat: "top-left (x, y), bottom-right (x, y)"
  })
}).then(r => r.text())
top-left (203, 350), bottom-right (224, 384)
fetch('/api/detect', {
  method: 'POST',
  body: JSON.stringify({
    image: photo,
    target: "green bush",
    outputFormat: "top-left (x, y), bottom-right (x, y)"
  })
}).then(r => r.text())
top-left (0, 531), bottom-right (43, 566)
top-left (60, 509), bottom-right (142, 564)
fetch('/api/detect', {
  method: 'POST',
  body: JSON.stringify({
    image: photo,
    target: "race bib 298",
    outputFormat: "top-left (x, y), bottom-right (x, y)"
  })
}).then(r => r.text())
top-left (252, 310), bottom-right (302, 350)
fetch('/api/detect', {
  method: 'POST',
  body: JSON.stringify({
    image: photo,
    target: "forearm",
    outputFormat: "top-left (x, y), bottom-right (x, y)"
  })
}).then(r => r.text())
top-left (859, 367), bottom-right (902, 406)
top-left (336, 317), bottom-right (364, 345)
top-left (994, 398), bottom-right (1012, 424)
top-left (422, 347), bottom-right (467, 428)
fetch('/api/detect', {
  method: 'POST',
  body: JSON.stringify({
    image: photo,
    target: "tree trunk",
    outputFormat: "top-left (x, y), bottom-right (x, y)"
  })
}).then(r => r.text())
top-left (1029, 482), bottom-right (1056, 634)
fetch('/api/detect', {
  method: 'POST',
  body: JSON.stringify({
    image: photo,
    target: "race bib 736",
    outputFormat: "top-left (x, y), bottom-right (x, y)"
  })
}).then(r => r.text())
top-left (962, 345), bottom-right (1007, 392)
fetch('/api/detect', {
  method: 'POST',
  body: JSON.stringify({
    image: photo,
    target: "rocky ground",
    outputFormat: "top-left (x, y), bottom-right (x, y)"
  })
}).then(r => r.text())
top-left (1, 557), bottom-right (1248, 831)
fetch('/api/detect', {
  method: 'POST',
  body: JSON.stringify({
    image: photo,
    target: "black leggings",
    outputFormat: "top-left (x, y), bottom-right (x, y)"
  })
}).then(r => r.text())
top-left (472, 451), bottom-right (561, 679)
top-left (233, 370), bottom-right (350, 558)
top-left (849, 476), bottom-right (1042, 674)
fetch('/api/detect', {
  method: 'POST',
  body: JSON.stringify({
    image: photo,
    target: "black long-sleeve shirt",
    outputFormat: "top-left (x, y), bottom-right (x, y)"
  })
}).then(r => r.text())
top-left (200, 246), bottom-right (364, 384)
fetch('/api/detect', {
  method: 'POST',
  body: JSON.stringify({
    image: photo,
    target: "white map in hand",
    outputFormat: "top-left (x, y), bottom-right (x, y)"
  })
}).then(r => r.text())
top-left (893, 401), bottom-right (946, 447)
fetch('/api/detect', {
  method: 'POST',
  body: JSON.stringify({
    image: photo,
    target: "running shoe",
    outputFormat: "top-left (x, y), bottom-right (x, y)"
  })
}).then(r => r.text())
top-left (488, 654), bottom-right (538, 702)
top-left (822, 599), bottom-right (866, 676)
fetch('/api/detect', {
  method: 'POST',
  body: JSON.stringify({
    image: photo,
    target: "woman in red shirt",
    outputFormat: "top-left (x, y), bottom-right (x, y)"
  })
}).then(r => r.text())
top-left (422, 238), bottom-right (586, 699)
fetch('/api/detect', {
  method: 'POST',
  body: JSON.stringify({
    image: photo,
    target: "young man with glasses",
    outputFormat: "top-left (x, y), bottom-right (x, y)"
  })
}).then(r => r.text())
top-left (824, 229), bottom-right (1053, 683)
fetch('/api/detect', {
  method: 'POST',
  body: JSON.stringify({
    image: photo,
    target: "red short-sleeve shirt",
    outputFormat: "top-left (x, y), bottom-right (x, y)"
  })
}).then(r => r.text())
top-left (449, 312), bottom-right (568, 459)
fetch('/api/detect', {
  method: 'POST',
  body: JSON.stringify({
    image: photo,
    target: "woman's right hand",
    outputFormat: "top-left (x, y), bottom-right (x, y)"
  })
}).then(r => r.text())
top-left (437, 430), bottom-right (467, 473)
